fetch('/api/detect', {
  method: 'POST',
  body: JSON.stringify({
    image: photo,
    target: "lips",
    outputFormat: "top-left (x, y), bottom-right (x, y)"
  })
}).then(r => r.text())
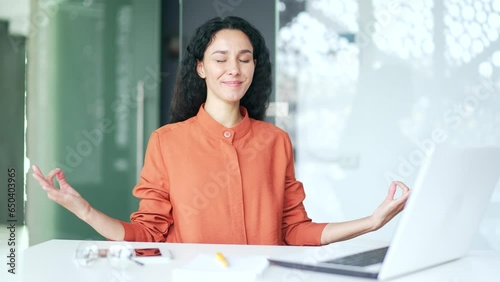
top-left (223, 81), bottom-right (243, 87)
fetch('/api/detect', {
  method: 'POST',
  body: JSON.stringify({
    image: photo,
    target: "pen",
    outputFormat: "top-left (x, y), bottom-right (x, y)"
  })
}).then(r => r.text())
top-left (216, 252), bottom-right (229, 268)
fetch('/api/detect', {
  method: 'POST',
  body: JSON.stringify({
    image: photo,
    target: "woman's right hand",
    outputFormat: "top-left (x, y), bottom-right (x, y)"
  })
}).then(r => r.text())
top-left (32, 165), bottom-right (92, 221)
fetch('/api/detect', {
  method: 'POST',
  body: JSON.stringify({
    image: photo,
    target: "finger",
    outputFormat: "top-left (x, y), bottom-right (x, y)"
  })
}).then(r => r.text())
top-left (32, 166), bottom-right (53, 187)
top-left (395, 181), bottom-right (411, 194)
top-left (32, 172), bottom-right (48, 185)
top-left (35, 176), bottom-right (65, 201)
top-left (45, 189), bottom-right (61, 202)
top-left (32, 173), bottom-right (53, 189)
top-left (32, 164), bottom-right (41, 174)
top-left (56, 170), bottom-right (69, 186)
top-left (386, 199), bottom-right (407, 216)
top-left (55, 171), bottom-right (81, 196)
top-left (385, 181), bottom-right (397, 200)
top-left (32, 165), bottom-right (45, 179)
top-left (46, 168), bottom-right (61, 186)
top-left (394, 192), bottom-right (410, 206)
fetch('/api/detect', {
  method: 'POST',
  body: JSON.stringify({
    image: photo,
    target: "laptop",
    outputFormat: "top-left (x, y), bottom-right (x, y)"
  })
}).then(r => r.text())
top-left (269, 146), bottom-right (500, 280)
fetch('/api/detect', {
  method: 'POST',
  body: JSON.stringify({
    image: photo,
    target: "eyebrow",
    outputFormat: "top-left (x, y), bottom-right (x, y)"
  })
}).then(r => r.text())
top-left (211, 50), bottom-right (253, 55)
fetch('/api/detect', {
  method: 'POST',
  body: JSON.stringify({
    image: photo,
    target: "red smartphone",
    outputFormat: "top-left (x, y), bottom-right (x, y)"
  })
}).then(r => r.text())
top-left (134, 247), bottom-right (172, 263)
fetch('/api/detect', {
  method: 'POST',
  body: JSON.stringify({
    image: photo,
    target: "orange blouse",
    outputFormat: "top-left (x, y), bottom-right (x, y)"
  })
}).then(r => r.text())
top-left (120, 105), bottom-right (327, 245)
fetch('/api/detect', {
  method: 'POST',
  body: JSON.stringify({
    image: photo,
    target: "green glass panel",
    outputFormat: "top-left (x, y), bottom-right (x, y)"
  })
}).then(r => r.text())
top-left (27, 0), bottom-right (160, 243)
top-left (0, 21), bottom-right (26, 225)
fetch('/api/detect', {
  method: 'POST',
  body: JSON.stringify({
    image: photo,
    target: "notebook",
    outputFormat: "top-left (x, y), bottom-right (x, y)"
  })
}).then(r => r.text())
top-left (172, 253), bottom-right (269, 282)
top-left (269, 146), bottom-right (500, 280)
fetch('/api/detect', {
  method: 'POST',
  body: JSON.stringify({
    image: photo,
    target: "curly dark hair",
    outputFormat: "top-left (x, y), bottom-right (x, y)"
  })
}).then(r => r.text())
top-left (169, 16), bottom-right (272, 123)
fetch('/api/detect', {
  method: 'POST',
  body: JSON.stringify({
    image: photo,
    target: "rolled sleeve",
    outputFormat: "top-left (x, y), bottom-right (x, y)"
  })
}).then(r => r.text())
top-left (281, 133), bottom-right (328, 246)
top-left (121, 131), bottom-right (173, 242)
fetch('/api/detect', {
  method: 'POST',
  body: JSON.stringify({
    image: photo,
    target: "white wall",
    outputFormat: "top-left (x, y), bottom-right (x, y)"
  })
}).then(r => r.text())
top-left (0, 0), bottom-right (30, 35)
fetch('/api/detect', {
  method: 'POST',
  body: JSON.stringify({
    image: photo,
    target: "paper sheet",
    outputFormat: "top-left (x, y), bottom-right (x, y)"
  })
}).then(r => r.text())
top-left (172, 253), bottom-right (269, 282)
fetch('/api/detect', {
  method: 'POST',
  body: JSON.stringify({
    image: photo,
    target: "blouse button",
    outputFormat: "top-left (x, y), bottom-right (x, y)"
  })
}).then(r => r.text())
top-left (223, 131), bottom-right (231, 138)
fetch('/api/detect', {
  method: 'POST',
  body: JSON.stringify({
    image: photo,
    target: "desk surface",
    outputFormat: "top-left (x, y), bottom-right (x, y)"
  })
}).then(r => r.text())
top-left (20, 238), bottom-right (500, 282)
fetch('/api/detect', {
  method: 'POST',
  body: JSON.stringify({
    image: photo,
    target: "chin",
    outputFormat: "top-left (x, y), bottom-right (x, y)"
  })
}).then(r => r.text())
top-left (223, 93), bottom-right (246, 102)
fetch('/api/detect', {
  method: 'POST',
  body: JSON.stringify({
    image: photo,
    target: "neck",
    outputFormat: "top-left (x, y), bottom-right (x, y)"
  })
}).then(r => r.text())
top-left (204, 99), bottom-right (243, 128)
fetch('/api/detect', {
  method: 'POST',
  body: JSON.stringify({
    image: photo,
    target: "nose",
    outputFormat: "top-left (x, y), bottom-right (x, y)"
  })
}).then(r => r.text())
top-left (227, 59), bottom-right (240, 76)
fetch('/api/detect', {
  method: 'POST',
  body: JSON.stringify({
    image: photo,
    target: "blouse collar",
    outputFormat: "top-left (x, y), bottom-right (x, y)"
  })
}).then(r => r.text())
top-left (194, 103), bottom-right (252, 142)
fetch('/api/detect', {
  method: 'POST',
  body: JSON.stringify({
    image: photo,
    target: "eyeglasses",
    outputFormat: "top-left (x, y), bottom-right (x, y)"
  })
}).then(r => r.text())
top-left (74, 241), bottom-right (144, 270)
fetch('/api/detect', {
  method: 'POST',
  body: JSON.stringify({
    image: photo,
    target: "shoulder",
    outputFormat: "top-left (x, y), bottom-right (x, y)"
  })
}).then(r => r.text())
top-left (250, 119), bottom-right (290, 140)
top-left (249, 119), bottom-right (293, 156)
top-left (151, 117), bottom-right (197, 141)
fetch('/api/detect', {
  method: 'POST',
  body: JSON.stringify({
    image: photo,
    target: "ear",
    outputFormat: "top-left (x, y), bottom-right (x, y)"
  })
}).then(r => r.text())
top-left (196, 60), bottom-right (206, 79)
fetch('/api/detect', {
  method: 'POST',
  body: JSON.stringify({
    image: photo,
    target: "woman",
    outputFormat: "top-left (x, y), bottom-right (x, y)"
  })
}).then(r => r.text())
top-left (32, 16), bottom-right (410, 245)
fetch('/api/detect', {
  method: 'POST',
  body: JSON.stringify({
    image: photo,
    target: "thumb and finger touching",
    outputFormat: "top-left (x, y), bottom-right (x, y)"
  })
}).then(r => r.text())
top-left (32, 165), bottom-right (81, 202)
top-left (373, 181), bottom-right (411, 229)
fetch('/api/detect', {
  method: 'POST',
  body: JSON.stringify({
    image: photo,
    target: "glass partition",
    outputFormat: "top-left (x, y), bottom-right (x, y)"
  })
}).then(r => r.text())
top-left (26, 0), bottom-right (161, 244)
top-left (277, 0), bottom-right (500, 250)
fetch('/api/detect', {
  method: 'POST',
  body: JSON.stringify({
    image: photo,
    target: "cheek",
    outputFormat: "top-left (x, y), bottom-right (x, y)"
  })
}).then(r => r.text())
top-left (244, 65), bottom-right (256, 79)
top-left (205, 64), bottom-right (225, 77)
top-left (217, 68), bottom-right (230, 78)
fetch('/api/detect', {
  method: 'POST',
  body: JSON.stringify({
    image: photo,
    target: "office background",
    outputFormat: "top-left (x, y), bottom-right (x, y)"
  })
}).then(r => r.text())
top-left (1, 0), bottom-right (499, 251)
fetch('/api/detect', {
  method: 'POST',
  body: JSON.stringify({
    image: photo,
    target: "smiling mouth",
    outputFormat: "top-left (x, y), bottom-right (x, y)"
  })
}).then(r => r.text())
top-left (223, 81), bottom-right (243, 87)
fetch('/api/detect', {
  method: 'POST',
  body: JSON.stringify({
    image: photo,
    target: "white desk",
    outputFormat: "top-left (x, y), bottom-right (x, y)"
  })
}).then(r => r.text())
top-left (20, 238), bottom-right (500, 282)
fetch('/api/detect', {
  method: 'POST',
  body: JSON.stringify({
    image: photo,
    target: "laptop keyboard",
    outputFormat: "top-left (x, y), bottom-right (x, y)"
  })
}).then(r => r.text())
top-left (325, 246), bottom-right (389, 267)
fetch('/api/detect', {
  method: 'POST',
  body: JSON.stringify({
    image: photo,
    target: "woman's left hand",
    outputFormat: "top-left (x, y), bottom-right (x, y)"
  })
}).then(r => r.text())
top-left (370, 181), bottom-right (411, 230)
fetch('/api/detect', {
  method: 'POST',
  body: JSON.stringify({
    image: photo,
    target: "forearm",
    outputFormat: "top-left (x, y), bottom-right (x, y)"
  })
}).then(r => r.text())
top-left (320, 216), bottom-right (377, 245)
top-left (81, 206), bottom-right (125, 241)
